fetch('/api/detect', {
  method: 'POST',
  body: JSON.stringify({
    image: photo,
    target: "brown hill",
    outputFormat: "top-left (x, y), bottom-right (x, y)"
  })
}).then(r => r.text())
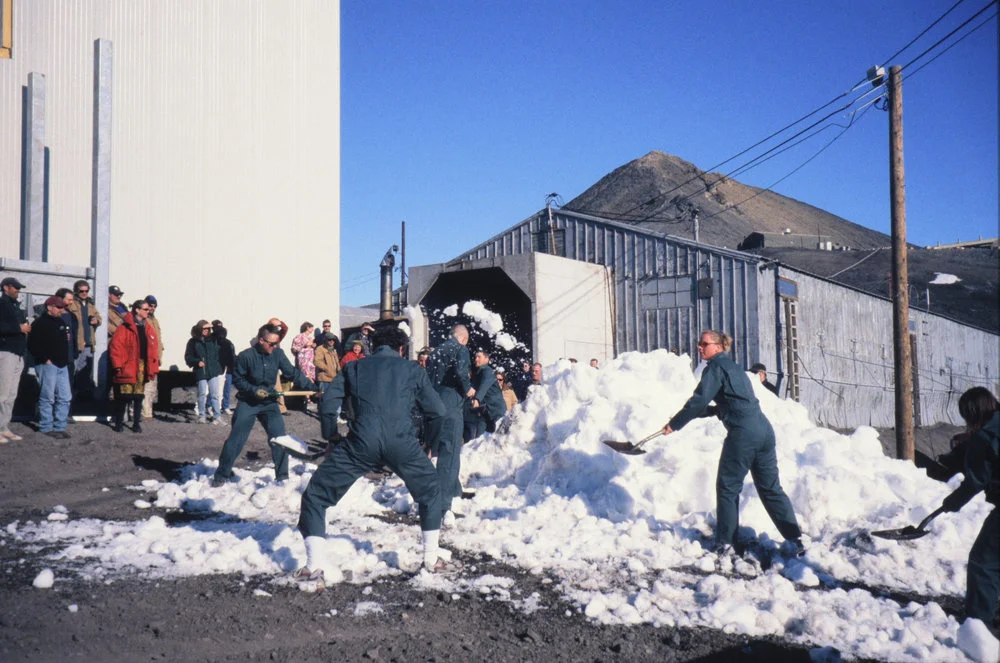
top-left (563, 151), bottom-right (891, 250)
top-left (561, 151), bottom-right (998, 331)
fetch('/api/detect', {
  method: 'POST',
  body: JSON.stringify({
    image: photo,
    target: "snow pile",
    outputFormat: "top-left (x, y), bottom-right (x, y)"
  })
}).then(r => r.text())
top-left (3, 349), bottom-right (995, 662)
top-left (929, 273), bottom-right (961, 285)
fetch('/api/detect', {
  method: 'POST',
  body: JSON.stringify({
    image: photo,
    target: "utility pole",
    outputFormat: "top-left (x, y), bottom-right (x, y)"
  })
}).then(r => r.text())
top-left (692, 208), bottom-right (700, 243)
top-left (888, 65), bottom-right (914, 461)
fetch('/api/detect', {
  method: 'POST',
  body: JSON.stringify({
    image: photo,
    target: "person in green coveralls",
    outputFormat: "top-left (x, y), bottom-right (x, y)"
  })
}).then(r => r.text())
top-left (424, 324), bottom-right (475, 518)
top-left (294, 326), bottom-right (451, 589)
top-left (662, 329), bottom-right (804, 557)
top-left (212, 323), bottom-right (315, 487)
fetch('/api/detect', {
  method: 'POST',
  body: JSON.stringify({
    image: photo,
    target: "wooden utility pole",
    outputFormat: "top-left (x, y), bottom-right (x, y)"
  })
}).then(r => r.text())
top-left (888, 65), bottom-right (914, 461)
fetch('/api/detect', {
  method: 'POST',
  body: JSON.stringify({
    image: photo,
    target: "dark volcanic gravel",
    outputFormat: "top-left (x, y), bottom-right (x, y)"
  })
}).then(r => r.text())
top-left (1, 400), bottom-right (946, 662)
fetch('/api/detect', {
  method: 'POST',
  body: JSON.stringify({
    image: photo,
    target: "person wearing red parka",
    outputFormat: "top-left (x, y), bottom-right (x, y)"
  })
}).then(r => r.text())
top-left (109, 299), bottom-right (160, 433)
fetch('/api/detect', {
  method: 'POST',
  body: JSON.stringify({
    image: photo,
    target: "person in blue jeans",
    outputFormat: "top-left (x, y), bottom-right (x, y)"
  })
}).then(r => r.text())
top-left (662, 329), bottom-right (804, 556)
top-left (27, 296), bottom-right (74, 438)
top-left (213, 321), bottom-right (236, 413)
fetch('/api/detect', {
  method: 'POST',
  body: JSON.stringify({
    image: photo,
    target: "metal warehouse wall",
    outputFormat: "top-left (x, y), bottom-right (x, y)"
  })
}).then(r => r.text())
top-left (771, 266), bottom-right (999, 428)
top-left (456, 210), bottom-right (762, 365)
top-left (0, 1), bottom-right (340, 367)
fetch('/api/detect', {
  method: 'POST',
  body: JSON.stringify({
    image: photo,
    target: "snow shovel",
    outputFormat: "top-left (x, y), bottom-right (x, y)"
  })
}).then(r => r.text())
top-left (270, 435), bottom-right (328, 461)
top-left (870, 506), bottom-right (946, 541)
top-left (602, 430), bottom-right (664, 456)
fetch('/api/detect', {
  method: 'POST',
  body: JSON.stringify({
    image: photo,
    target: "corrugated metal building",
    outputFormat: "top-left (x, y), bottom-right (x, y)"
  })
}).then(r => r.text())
top-left (1, 1), bottom-right (341, 369)
top-left (406, 208), bottom-right (998, 427)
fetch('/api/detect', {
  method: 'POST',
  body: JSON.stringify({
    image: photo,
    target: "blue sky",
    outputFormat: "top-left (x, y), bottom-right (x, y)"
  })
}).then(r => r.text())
top-left (341, 0), bottom-right (998, 306)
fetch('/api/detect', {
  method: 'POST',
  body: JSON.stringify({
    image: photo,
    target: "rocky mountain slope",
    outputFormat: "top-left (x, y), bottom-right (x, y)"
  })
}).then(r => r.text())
top-left (562, 151), bottom-right (997, 331)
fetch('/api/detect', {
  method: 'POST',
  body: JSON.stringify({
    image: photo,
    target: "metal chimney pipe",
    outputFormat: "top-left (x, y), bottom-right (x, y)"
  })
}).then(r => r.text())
top-left (379, 245), bottom-right (398, 320)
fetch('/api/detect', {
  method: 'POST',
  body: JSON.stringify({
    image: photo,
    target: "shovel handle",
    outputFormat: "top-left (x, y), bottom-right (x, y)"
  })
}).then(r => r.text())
top-left (633, 429), bottom-right (665, 450)
top-left (916, 506), bottom-right (946, 532)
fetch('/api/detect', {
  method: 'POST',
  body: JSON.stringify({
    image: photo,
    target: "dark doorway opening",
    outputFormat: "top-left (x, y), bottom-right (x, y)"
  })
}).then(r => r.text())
top-left (419, 268), bottom-right (533, 374)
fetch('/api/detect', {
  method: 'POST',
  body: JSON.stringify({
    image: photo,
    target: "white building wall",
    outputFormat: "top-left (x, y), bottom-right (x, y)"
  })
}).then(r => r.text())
top-left (532, 252), bottom-right (614, 366)
top-left (0, 1), bottom-right (340, 367)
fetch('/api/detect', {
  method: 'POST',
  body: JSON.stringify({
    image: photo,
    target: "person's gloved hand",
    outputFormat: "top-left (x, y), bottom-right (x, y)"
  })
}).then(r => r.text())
top-left (941, 491), bottom-right (965, 513)
top-left (309, 392), bottom-right (322, 403)
top-left (255, 388), bottom-right (270, 400)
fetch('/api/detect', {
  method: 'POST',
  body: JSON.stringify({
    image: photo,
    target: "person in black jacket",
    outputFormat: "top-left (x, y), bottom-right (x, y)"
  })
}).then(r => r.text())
top-left (0, 276), bottom-right (32, 442)
top-left (27, 296), bottom-right (73, 438)
top-left (213, 321), bottom-right (237, 415)
top-left (939, 388), bottom-right (999, 637)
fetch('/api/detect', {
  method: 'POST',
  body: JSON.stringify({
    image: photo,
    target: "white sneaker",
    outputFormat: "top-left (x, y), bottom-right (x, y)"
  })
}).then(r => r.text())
top-left (1, 431), bottom-right (22, 441)
top-left (198, 417), bottom-right (208, 424)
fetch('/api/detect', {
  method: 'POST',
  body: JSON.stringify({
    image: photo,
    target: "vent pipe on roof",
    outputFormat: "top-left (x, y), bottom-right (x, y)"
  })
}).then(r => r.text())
top-left (379, 245), bottom-right (398, 320)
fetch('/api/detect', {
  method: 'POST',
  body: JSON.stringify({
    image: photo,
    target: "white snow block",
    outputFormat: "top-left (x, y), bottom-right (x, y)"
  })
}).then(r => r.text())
top-left (957, 618), bottom-right (999, 663)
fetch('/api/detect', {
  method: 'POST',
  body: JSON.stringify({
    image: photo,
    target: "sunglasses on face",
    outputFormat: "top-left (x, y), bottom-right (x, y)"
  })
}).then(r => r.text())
top-left (260, 339), bottom-right (278, 348)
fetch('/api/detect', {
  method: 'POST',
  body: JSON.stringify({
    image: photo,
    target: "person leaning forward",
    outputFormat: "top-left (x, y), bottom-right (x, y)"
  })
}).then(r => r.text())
top-left (294, 326), bottom-right (451, 588)
top-left (424, 324), bottom-right (475, 519)
top-left (662, 329), bottom-right (804, 557)
top-left (212, 323), bottom-right (316, 487)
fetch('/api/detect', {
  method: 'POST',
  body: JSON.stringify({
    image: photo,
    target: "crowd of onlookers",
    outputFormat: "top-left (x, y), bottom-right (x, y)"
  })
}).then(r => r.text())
top-left (0, 276), bottom-right (167, 438)
top-left (1, 273), bottom-right (551, 443)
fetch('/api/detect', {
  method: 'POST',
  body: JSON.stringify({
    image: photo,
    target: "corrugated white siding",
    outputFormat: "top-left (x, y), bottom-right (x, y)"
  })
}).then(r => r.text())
top-left (1, 1), bottom-right (340, 367)
top-left (775, 267), bottom-right (999, 428)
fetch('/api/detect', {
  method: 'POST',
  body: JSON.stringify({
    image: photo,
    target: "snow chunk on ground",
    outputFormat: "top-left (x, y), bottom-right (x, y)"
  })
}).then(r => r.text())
top-left (33, 568), bottom-right (55, 588)
top-left (929, 273), bottom-right (960, 285)
top-left (957, 618), bottom-right (1000, 663)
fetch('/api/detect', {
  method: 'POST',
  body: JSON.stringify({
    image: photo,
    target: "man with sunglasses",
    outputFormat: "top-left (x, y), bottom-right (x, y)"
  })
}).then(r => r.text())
top-left (67, 280), bottom-right (102, 402)
top-left (212, 323), bottom-right (316, 487)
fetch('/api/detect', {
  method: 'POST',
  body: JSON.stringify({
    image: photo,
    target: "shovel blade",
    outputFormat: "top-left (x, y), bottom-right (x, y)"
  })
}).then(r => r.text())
top-left (602, 440), bottom-right (648, 455)
top-left (870, 525), bottom-right (930, 541)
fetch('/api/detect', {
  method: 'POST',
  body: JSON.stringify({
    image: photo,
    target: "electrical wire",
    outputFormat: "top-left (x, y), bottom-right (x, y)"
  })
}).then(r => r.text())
top-left (700, 101), bottom-right (879, 221)
top-left (566, 2), bottom-right (996, 229)
top-left (878, 0), bottom-right (969, 68)
top-left (899, 0), bottom-right (998, 72)
top-left (902, 8), bottom-right (998, 82)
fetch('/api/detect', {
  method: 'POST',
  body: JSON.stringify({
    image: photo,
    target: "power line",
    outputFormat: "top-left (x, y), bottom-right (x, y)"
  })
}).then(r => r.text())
top-left (877, 0), bottom-right (969, 68)
top-left (902, 8), bottom-right (998, 82)
top-left (899, 0), bottom-right (998, 72)
top-left (566, 2), bottom-right (995, 229)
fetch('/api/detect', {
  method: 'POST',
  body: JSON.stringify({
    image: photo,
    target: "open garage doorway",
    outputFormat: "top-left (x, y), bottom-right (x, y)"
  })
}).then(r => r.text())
top-left (419, 268), bottom-right (533, 375)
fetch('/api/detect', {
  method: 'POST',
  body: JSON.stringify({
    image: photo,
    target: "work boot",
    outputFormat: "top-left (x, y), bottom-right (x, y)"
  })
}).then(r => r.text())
top-left (113, 399), bottom-right (127, 433)
top-left (131, 396), bottom-right (144, 433)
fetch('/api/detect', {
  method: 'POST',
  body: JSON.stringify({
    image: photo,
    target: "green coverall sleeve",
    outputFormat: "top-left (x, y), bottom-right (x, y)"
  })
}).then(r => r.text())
top-left (668, 361), bottom-right (724, 432)
top-left (232, 350), bottom-right (256, 395)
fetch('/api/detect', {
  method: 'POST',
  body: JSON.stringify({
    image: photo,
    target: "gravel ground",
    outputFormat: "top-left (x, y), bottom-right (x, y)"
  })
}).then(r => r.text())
top-left (0, 398), bottom-right (958, 662)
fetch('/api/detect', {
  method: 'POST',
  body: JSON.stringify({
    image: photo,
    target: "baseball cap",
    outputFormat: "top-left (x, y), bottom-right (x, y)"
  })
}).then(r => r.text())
top-left (108, 285), bottom-right (124, 296)
top-left (323, 331), bottom-right (337, 342)
top-left (44, 295), bottom-right (67, 308)
top-left (1, 276), bottom-right (26, 289)
top-left (144, 295), bottom-right (157, 305)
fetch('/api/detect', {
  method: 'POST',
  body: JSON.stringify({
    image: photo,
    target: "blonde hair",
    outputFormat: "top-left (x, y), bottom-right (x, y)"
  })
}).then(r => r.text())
top-left (701, 329), bottom-right (732, 352)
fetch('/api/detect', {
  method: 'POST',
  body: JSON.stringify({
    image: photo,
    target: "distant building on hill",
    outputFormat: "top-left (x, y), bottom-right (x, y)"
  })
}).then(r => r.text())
top-left (739, 231), bottom-right (838, 251)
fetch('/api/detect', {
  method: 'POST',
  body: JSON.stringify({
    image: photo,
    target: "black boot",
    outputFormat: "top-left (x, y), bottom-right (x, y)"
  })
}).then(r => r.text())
top-left (113, 398), bottom-right (127, 433)
top-left (131, 396), bottom-right (144, 433)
